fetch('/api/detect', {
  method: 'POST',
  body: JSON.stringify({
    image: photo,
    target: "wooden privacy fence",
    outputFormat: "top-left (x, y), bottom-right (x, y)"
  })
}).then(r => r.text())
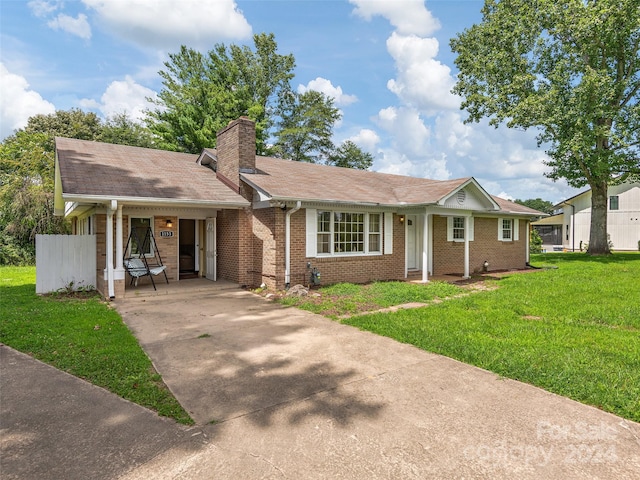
top-left (36, 235), bottom-right (96, 294)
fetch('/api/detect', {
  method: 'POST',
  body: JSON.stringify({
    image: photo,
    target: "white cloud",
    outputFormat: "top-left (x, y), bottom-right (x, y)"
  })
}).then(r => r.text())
top-left (348, 2), bottom-right (579, 202)
top-left (348, 129), bottom-right (380, 152)
top-left (0, 63), bottom-right (56, 139)
top-left (28, 0), bottom-right (61, 17)
top-left (373, 106), bottom-right (450, 180)
top-left (48, 13), bottom-right (92, 39)
top-left (350, 0), bottom-right (440, 36)
top-left (386, 32), bottom-right (459, 114)
top-left (82, 0), bottom-right (252, 50)
top-left (79, 76), bottom-right (156, 121)
top-left (298, 77), bottom-right (358, 107)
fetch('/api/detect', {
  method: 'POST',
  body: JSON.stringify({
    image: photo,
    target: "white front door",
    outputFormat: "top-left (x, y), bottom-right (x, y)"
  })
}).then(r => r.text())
top-left (406, 215), bottom-right (418, 270)
top-left (205, 217), bottom-right (216, 281)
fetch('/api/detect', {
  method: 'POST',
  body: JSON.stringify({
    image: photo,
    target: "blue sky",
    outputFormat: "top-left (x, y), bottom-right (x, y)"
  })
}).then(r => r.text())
top-left (0, 0), bottom-right (581, 203)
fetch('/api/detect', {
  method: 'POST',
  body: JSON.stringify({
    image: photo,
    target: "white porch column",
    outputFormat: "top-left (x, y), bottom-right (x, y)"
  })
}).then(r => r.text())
top-left (105, 201), bottom-right (115, 298)
top-left (421, 211), bottom-right (429, 283)
top-left (115, 203), bottom-right (124, 272)
top-left (463, 215), bottom-right (470, 278)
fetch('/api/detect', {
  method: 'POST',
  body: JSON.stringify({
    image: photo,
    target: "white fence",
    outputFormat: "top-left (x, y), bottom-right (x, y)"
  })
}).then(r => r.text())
top-left (36, 235), bottom-right (96, 294)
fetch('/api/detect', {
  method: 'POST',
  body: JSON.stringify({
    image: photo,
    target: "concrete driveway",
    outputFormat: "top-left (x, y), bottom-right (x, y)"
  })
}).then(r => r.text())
top-left (114, 282), bottom-right (640, 479)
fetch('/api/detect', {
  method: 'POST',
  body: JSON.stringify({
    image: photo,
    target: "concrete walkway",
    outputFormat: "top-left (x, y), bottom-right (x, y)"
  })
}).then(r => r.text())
top-left (2, 283), bottom-right (639, 479)
top-left (114, 286), bottom-right (640, 479)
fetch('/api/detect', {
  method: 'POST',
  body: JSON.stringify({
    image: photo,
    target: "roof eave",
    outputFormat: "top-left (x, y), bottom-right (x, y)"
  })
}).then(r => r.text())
top-left (61, 193), bottom-right (249, 210)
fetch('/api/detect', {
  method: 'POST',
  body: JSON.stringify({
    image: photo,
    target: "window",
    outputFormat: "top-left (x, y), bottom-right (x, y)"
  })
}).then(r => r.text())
top-left (609, 195), bottom-right (619, 210)
top-left (502, 219), bottom-right (512, 240)
top-left (453, 217), bottom-right (465, 240)
top-left (447, 216), bottom-right (474, 242)
top-left (369, 213), bottom-right (381, 252)
top-left (498, 218), bottom-right (519, 241)
top-left (317, 211), bottom-right (331, 254)
top-left (315, 211), bottom-right (382, 255)
top-left (130, 217), bottom-right (152, 256)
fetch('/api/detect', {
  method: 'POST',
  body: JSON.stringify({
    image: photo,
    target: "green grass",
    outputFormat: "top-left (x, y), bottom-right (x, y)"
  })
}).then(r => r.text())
top-left (290, 254), bottom-right (640, 422)
top-left (0, 266), bottom-right (193, 425)
top-left (280, 280), bottom-right (463, 317)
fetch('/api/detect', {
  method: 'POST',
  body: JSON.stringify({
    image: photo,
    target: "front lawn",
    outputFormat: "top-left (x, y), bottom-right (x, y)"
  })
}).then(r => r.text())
top-left (285, 253), bottom-right (640, 422)
top-left (0, 266), bottom-right (193, 425)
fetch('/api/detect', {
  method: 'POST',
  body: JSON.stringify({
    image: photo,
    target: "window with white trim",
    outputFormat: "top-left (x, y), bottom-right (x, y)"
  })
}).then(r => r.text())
top-left (498, 218), bottom-right (519, 242)
top-left (502, 218), bottom-right (512, 240)
top-left (317, 211), bottom-right (331, 254)
top-left (316, 211), bottom-right (382, 255)
top-left (453, 217), bottom-right (465, 240)
top-left (130, 217), bottom-right (153, 256)
top-left (369, 213), bottom-right (381, 252)
top-left (447, 216), bottom-right (474, 242)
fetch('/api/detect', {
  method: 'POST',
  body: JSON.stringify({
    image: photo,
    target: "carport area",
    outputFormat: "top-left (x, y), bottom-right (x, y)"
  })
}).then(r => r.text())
top-left (114, 287), bottom-right (640, 479)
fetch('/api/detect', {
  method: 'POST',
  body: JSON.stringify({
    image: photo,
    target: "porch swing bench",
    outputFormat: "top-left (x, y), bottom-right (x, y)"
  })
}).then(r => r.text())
top-left (123, 258), bottom-right (167, 287)
top-left (123, 225), bottom-right (169, 291)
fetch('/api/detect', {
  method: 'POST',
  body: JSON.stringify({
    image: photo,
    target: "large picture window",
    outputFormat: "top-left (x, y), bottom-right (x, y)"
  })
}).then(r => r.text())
top-left (316, 211), bottom-right (382, 255)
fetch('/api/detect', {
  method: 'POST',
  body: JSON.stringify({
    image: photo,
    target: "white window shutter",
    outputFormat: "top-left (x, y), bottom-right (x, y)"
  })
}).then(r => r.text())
top-left (384, 212), bottom-right (393, 254)
top-left (498, 218), bottom-right (504, 241)
top-left (469, 217), bottom-right (474, 241)
top-left (447, 217), bottom-right (454, 241)
top-left (514, 218), bottom-right (520, 241)
top-left (306, 208), bottom-right (317, 257)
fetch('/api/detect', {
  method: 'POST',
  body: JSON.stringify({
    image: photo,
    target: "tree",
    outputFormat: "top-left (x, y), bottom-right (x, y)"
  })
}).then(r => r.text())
top-left (328, 140), bottom-right (373, 170)
top-left (451, 0), bottom-right (640, 255)
top-left (0, 131), bottom-right (69, 264)
top-left (274, 90), bottom-right (341, 163)
top-left (99, 113), bottom-right (157, 148)
top-left (514, 198), bottom-right (554, 215)
top-left (147, 33), bottom-right (295, 154)
top-left (1, 110), bottom-right (154, 264)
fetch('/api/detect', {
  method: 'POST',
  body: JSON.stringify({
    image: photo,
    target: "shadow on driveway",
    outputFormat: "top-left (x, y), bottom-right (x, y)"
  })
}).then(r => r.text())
top-left (116, 288), bottom-right (387, 427)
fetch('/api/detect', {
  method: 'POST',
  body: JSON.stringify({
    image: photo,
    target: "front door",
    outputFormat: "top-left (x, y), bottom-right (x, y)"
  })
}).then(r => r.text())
top-left (205, 217), bottom-right (216, 281)
top-left (406, 215), bottom-right (418, 270)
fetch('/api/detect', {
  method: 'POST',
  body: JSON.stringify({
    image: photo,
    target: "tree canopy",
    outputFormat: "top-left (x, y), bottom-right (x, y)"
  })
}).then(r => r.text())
top-left (514, 198), bottom-right (555, 215)
top-left (451, 0), bottom-right (640, 254)
top-left (328, 140), bottom-right (374, 170)
top-left (274, 90), bottom-right (341, 163)
top-left (146, 33), bottom-right (295, 155)
top-left (0, 110), bottom-right (155, 264)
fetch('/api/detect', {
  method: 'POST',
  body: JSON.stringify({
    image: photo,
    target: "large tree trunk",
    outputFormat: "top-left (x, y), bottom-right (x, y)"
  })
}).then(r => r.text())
top-left (587, 181), bottom-right (611, 255)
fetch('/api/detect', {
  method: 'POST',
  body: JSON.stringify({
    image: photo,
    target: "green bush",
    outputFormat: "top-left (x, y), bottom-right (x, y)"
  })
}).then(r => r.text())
top-left (529, 228), bottom-right (543, 254)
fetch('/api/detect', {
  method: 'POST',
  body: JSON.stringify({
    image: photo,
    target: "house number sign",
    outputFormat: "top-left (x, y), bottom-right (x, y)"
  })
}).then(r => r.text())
top-left (160, 231), bottom-right (174, 237)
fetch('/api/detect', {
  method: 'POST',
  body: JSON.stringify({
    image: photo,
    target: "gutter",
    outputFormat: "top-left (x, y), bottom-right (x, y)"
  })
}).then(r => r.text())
top-left (284, 201), bottom-right (302, 289)
top-left (62, 194), bottom-right (249, 209)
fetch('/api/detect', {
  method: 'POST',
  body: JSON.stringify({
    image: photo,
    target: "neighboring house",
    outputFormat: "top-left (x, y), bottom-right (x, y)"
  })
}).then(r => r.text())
top-left (532, 181), bottom-right (640, 252)
top-left (54, 117), bottom-right (542, 299)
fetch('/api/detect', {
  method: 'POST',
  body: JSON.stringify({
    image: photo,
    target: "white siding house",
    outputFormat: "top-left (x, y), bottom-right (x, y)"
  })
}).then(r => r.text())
top-left (534, 181), bottom-right (640, 251)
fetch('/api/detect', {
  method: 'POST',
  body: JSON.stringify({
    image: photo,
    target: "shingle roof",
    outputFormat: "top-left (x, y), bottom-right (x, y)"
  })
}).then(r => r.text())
top-left (56, 138), bottom-right (543, 215)
top-left (491, 196), bottom-right (546, 215)
top-left (55, 137), bottom-right (248, 206)
top-left (244, 156), bottom-right (472, 206)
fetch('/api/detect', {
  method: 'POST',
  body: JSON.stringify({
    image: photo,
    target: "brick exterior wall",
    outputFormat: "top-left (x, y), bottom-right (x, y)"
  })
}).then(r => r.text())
top-left (432, 216), bottom-right (527, 275)
top-left (286, 210), bottom-right (406, 288)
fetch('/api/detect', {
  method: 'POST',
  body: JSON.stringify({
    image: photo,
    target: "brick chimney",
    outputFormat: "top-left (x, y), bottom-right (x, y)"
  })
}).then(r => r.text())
top-left (216, 117), bottom-right (256, 191)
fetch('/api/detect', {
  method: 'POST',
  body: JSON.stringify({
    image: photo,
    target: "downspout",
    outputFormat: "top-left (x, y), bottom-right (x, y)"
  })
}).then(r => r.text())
top-left (285, 201), bottom-right (302, 289)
